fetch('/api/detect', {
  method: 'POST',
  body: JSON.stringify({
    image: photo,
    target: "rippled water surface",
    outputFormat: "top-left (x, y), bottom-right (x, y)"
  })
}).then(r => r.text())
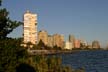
top-left (61, 50), bottom-right (108, 72)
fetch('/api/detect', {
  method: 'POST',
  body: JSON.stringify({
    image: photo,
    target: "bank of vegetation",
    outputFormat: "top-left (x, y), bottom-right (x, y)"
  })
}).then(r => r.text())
top-left (0, 38), bottom-right (85, 72)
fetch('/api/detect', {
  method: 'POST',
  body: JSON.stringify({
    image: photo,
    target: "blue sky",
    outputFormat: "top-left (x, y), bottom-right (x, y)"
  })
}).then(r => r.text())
top-left (2, 0), bottom-right (108, 47)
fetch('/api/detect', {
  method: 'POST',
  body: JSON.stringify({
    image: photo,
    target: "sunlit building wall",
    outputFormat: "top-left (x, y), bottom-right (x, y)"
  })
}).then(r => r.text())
top-left (38, 30), bottom-right (48, 45)
top-left (48, 35), bottom-right (53, 47)
top-left (80, 40), bottom-right (88, 48)
top-left (65, 41), bottom-right (73, 50)
top-left (53, 34), bottom-right (64, 48)
top-left (74, 39), bottom-right (80, 48)
top-left (69, 35), bottom-right (75, 48)
top-left (23, 10), bottom-right (37, 44)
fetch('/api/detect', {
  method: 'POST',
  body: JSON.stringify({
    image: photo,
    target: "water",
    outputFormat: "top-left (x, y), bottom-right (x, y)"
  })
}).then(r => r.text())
top-left (61, 50), bottom-right (108, 72)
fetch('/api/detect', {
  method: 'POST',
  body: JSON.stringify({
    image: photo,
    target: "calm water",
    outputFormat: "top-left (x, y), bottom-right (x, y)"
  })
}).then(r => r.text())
top-left (61, 50), bottom-right (108, 72)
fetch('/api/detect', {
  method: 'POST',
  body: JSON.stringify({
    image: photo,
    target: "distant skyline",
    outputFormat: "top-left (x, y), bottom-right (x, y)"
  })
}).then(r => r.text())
top-left (2, 0), bottom-right (108, 47)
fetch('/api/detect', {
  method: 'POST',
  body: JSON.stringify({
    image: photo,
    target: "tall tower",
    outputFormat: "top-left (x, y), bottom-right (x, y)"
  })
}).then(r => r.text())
top-left (69, 35), bottom-right (75, 48)
top-left (23, 10), bottom-right (37, 44)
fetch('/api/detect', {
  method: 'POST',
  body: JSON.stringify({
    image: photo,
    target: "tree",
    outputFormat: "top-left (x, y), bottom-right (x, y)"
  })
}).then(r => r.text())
top-left (37, 40), bottom-right (45, 49)
top-left (0, 38), bottom-right (28, 72)
top-left (0, 1), bottom-right (22, 39)
top-left (0, 0), bottom-right (1, 6)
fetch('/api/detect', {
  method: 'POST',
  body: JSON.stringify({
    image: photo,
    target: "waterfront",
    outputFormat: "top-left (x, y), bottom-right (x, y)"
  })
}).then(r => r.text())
top-left (60, 50), bottom-right (108, 72)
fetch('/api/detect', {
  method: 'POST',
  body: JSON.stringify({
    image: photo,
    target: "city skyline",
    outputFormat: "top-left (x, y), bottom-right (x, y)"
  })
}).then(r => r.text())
top-left (2, 0), bottom-right (108, 47)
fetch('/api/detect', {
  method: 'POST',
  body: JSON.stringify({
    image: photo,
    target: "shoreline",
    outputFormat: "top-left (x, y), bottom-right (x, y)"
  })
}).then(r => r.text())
top-left (28, 50), bottom-right (78, 55)
top-left (28, 49), bottom-right (107, 55)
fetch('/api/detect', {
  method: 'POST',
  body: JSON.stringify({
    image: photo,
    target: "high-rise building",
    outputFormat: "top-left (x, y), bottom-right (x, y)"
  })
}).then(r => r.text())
top-left (74, 39), bottom-right (80, 48)
top-left (69, 35), bottom-right (75, 48)
top-left (38, 30), bottom-right (48, 45)
top-left (80, 40), bottom-right (88, 48)
top-left (65, 41), bottom-right (73, 50)
top-left (23, 10), bottom-right (38, 44)
top-left (92, 40), bottom-right (100, 48)
top-left (53, 34), bottom-right (64, 48)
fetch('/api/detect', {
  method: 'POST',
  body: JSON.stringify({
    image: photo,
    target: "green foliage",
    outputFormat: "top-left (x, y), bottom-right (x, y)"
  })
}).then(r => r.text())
top-left (0, 38), bottom-right (85, 72)
top-left (16, 63), bottom-right (36, 72)
top-left (33, 40), bottom-right (52, 50)
top-left (0, 0), bottom-right (1, 6)
top-left (53, 45), bottom-right (62, 50)
top-left (0, 38), bottom-right (28, 72)
top-left (31, 55), bottom-right (75, 72)
top-left (0, 1), bottom-right (22, 39)
top-left (38, 40), bottom-right (45, 48)
top-left (34, 55), bottom-right (85, 72)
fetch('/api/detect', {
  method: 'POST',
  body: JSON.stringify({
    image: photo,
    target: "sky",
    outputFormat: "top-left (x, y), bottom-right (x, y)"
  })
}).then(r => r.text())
top-left (2, 0), bottom-right (108, 47)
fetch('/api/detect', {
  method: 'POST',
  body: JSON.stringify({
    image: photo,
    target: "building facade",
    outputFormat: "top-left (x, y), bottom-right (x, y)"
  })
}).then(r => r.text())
top-left (80, 40), bottom-right (88, 48)
top-left (23, 10), bottom-right (37, 44)
top-left (38, 30), bottom-right (48, 45)
top-left (74, 39), bottom-right (80, 48)
top-left (69, 35), bottom-right (75, 48)
top-left (64, 41), bottom-right (73, 50)
top-left (47, 35), bottom-right (53, 47)
top-left (53, 34), bottom-right (64, 48)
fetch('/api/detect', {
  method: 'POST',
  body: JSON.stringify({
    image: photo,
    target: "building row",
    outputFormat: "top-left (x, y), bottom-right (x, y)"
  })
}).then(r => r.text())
top-left (23, 11), bottom-right (101, 49)
top-left (38, 30), bottom-right (64, 48)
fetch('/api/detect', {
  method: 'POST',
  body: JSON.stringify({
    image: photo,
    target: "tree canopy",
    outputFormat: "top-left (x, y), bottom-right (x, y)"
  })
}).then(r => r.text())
top-left (0, 0), bottom-right (22, 39)
top-left (0, 38), bottom-right (28, 72)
